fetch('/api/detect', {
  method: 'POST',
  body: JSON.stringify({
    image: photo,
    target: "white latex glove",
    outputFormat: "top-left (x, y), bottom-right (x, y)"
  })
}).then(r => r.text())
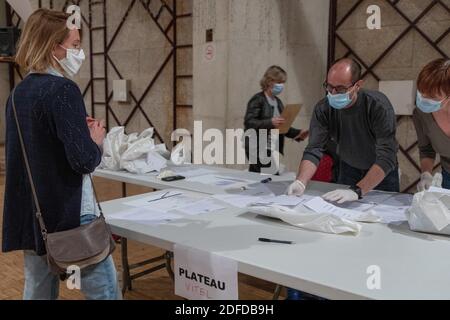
top-left (323, 189), bottom-right (359, 204)
top-left (417, 172), bottom-right (434, 192)
top-left (287, 180), bottom-right (306, 197)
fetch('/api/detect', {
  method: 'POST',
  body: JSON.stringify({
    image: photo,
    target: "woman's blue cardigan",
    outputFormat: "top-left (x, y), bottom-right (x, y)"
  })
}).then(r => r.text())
top-left (2, 73), bottom-right (102, 256)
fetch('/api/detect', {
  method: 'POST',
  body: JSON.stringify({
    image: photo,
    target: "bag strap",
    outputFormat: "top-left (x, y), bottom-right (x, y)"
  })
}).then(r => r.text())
top-left (11, 89), bottom-right (105, 241)
top-left (11, 89), bottom-right (48, 240)
top-left (88, 174), bottom-right (104, 218)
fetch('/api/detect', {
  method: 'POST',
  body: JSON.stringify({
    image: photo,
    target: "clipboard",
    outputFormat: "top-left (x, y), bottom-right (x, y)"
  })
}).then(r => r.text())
top-left (279, 104), bottom-right (302, 134)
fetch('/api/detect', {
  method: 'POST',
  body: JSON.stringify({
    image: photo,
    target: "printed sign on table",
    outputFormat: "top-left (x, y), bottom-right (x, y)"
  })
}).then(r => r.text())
top-left (174, 244), bottom-right (238, 300)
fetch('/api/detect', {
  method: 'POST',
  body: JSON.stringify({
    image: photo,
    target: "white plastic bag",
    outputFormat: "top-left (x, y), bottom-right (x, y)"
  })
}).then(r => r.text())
top-left (101, 127), bottom-right (128, 171)
top-left (249, 205), bottom-right (362, 235)
top-left (100, 127), bottom-right (168, 174)
top-left (408, 190), bottom-right (450, 235)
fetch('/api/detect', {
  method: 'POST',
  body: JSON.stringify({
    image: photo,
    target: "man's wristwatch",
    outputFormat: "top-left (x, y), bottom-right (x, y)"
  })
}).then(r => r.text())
top-left (350, 185), bottom-right (363, 200)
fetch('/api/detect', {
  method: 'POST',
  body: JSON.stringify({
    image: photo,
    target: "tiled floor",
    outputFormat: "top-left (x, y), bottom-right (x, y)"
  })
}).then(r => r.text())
top-left (0, 173), bottom-right (282, 300)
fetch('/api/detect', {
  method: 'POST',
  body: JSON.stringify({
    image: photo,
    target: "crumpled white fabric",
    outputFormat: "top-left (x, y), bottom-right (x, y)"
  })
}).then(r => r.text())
top-left (100, 127), bottom-right (168, 174)
top-left (249, 205), bottom-right (362, 235)
top-left (408, 190), bottom-right (450, 235)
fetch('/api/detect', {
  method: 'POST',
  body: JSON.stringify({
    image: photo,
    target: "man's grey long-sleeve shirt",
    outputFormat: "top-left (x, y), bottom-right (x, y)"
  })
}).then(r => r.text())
top-left (303, 89), bottom-right (398, 175)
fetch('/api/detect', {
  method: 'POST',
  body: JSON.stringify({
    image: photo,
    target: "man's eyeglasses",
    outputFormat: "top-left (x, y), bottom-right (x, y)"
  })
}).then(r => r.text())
top-left (323, 81), bottom-right (357, 94)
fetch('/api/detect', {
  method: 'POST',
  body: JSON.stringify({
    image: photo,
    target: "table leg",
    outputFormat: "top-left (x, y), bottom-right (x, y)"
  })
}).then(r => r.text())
top-left (272, 285), bottom-right (283, 300)
top-left (165, 251), bottom-right (175, 281)
top-left (121, 238), bottom-right (132, 295)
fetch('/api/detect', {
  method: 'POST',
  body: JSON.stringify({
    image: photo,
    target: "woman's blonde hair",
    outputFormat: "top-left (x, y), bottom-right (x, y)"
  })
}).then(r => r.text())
top-left (15, 9), bottom-right (74, 73)
top-left (260, 66), bottom-right (287, 91)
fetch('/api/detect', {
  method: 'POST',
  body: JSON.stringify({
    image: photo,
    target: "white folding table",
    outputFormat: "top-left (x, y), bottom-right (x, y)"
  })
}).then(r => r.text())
top-left (100, 182), bottom-right (450, 300)
top-left (94, 164), bottom-right (297, 295)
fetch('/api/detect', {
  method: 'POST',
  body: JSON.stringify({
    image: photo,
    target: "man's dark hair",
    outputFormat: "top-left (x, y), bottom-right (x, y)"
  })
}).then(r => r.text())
top-left (333, 58), bottom-right (362, 83)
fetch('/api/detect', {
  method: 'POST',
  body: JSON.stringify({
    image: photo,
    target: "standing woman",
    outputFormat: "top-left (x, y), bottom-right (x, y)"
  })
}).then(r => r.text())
top-left (413, 58), bottom-right (450, 190)
top-left (244, 66), bottom-right (309, 174)
top-left (2, 9), bottom-right (121, 300)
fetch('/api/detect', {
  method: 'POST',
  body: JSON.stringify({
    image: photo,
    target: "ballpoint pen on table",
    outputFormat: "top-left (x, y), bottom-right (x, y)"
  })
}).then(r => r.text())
top-left (258, 238), bottom-right (294, 245)
top-left (147, 192), bottom-right (182, 203)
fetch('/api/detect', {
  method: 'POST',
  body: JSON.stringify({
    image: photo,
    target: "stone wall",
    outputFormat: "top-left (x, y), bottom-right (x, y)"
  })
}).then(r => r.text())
top-left (0, 0), bottom-right (193, 146)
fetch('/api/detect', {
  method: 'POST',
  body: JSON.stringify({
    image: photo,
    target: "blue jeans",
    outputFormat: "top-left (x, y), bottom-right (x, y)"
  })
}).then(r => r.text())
top-left (23, 215), bottom-right (121, 300)
top-left (443, 169), bottom-right (450, 190)
top-left (337, 161), bottom-right (400, 192)
top-left (286, 288), bottom-right (325, 300)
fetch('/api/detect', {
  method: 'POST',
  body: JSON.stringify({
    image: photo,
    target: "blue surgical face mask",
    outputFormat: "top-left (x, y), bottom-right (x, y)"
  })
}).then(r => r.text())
top-left (416, 91), bottom-right (444, 113)
top-left (327, 92), bottom-right (352, 110)
top-left (272, 83), bottom-right (284, 96)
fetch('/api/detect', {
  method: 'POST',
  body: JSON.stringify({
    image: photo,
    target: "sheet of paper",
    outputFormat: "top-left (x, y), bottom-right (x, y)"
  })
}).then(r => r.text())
top-left (150, 196), bottom-right (202, 211)
top-left (174, 244), bottom-right (238, 300)
top-left (303, 197), bottom-right (367, 221)
top-left (172, 167), bottom-right (215, 178)
top-left (383, 193), bottom-right (414, 207)
top-left (336, 201), bottom-right (376, 212)
top-left (429, 187), bottom-right (450, 195)
top-left (187, 174), bottom-right (253, 189)
top-left (371, 205), bottom-right (409, 224)
top-left (123, 190), bottom-right (186, 208)
top-left (238, 184), bottom-right (275, 197)
top-left (177, 199), bottom-right (226, 216)
top-left (212, 194), bottom-right (262, 208)
top-left (108, 207), bottom-right (182, 224)
top-left (359, 190), bottom-right (396, 204)
top-left (257, 194), bottom-right (315, 207)
top-left (262, 181), bottom-right (293, 196)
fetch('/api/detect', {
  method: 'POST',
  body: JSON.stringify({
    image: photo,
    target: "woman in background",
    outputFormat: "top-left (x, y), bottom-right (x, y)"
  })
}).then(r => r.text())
top-left (2, 9), bottom-right (120, 300)
top-left (413, 58), bottom-right (450, 190)
top-left (244, 66), bottom-right (309, 174)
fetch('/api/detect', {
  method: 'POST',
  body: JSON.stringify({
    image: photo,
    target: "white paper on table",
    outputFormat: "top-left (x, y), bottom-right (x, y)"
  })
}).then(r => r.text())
top-left (107, 207), bottom-right (182, 223)
top-left (187, 174), bottom-right (253, 189)
top-left (212, 194), bottom-right (263, 208)
top-left (429, 186), bottom-right (450, 195)
top-left (336, 201), bottom-right (376, 212)
top-left (123, 190), bottom-right (187, 208)
top-left (239, 184), bottom-right (275, 197)
top-left (172, 167), bottom-right (215, 178)
top-left (256, 194), bottom-right (315, 207)
top-left (359, 190), bottom-right (396, 204)
top-left (370, 205), bottom-right (409, 224)
top-left (177, 199), bottom-right (226, 216)
top-left (174, 244), bottom-right (238, 300)
top-left (382, 193), bottom-right (414, 207)
top-left (304, 197), bottom-right (380, 222)
top-left (150, 196), bottom-right (202, 212)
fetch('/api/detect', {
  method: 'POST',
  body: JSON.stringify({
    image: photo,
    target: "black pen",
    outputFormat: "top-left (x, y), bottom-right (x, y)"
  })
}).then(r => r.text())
top-left (258, 238), bottom-right (294, 245)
